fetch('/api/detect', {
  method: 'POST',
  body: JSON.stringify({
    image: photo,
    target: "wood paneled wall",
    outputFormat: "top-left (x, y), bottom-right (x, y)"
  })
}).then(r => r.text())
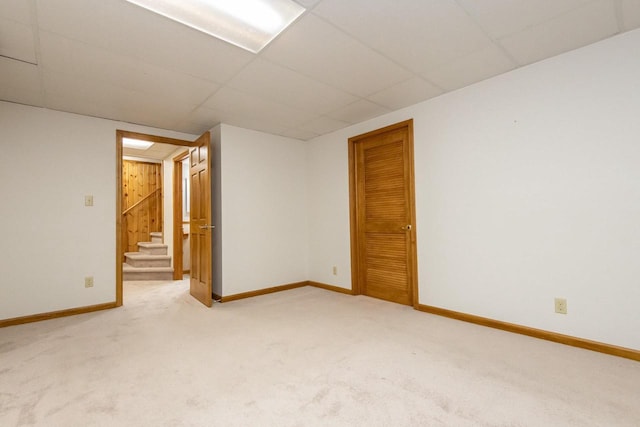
top-left (122, 160), bottom-right (162, 258)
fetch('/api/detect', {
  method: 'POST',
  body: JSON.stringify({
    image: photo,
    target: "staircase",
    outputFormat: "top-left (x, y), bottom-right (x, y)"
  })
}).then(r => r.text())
top-left (123, 232), bottom-right (174, 281)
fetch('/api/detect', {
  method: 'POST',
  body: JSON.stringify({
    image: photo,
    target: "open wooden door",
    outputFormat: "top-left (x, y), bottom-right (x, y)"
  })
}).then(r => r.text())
top-left (189, 132), bottom-right (213, 307)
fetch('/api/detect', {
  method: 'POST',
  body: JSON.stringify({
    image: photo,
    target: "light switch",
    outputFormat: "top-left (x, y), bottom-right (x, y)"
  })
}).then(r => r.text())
top-left (85, 195), bottom-right (94, 207)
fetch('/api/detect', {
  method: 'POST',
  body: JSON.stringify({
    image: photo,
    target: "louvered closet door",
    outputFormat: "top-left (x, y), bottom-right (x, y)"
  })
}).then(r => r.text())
top-left (354, 123), bottom-right (415, 306)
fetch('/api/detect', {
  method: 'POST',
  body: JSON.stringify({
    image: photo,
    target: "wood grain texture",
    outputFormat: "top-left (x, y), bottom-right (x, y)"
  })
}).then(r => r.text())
top-left (189, 133), bottom-right (213, 307)
top-left (0, 302), bottom-right (118, 328)
top-left (417, 304), bottom-right (640, 362)
top-left (220, 282), bottom-right (308, 302)
top-left (348, 120), bottom-right (418, 306)
top-left (116, 132), bottom-right (124, 306)
top-left (122, 160), bottom-right (162, 258)
top-left (172, 151), bottom-right (189, 280)
top-left (308, 281), bottom-right (355, 295)
top-left (118, 130), bottom-right (198, 147)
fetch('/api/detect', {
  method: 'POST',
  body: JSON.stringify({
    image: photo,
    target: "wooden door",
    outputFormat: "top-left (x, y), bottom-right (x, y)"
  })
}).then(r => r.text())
top-left (189, 132), bottom-right (213, 307)
top-left (349, 120), bottom-right (418, 306)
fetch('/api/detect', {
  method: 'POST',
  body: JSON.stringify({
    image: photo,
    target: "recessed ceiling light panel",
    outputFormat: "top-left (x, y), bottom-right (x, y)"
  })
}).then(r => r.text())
top-left (122, 138), bottom-right (154, 150)
top-left (125, 0), bottom-right (305, 53)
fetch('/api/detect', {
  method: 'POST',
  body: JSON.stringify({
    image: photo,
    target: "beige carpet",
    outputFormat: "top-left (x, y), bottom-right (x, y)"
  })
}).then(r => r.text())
top-left (1, 279), bottom-right (638, 426)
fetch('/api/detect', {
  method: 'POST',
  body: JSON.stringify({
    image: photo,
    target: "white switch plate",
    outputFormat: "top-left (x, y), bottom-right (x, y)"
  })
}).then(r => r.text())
top-left (85, 195), bottom-right (94, 206)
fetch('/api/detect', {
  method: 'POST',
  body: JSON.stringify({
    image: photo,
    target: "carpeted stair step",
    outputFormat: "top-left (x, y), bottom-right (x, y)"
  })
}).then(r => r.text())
top-left (124, 252), bottom-right (171, 268)
top-left (138, 242), bottom-right (168, 255)
top-left (122, 264), bottom-right (173, 281)
top-left (150, 232), bottom-right (163, 243)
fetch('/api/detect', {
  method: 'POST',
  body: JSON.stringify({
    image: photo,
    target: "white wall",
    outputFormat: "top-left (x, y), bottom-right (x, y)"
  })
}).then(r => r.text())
top-left (0, 102), bottom-right (195, 319)
top-left (162, 146), bottom-right (191, 272)
top-left (307, 29), bottom-right (640, 350)
top-left (218, 125), bottom-right (308, 296)
top-left (210, 125), bottom-right (222, 296)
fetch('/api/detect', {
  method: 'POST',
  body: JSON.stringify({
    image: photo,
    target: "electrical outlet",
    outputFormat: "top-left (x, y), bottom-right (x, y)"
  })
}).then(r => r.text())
top-left (85, 276), bottom-right (94, 288)
top-left (554, 298), bottom-right (567, 314)
top-left (332, 266), bottom-right (337, 275)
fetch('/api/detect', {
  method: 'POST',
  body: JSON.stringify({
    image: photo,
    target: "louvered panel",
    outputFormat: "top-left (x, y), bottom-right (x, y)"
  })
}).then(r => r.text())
top-left (364, 141), bottom-right (406, 222)
top-left (367, 267), bottom-right (407, 288)
top-left (352, 121), bottom-right (415, 306)
top-left (364, 232), bottom-right (408, 302)
top-left (366, 233), bottom-right (405, 258)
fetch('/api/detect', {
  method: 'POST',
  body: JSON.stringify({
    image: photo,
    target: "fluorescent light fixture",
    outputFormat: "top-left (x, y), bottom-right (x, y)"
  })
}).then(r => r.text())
top-left (125, 0), bottom-right (305, 53)
top-left (122, 138), bottom-right (154, 150)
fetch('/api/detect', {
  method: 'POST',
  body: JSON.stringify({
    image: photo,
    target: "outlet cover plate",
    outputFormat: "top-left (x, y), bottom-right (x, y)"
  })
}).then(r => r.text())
top-left (555, 298), bottom-right (567, 314)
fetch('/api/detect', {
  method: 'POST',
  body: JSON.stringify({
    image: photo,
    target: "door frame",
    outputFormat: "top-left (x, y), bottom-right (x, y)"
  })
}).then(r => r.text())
top-left (347, 119), bottom-right (419, 308)
top-left (172, 150), bottom-right (190, 280)
top-left (115, 130), bottom-right (195, 306)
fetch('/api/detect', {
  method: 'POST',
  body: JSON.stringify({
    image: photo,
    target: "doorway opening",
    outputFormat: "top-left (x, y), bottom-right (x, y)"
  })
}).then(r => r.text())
top-left (115, 130), bottom-right (195, 306)
top-left (172, 151), bottom-right (191, 281)
top-left (348, 119), bottom-right (419, 307)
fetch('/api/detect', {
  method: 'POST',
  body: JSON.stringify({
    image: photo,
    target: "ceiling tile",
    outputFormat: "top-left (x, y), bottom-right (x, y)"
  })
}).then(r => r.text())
top-left (43, 70), bottom-right (131, 122)
top-left (171, 120), bottom-right (215, 136)
top-left (0, 56), bottom-right (43, 106)
top-left (313, 0), bottom-right (492, 73)
top-left (39, 32), bottom-right (219, 107)
top-left (299, 116), bottom-right (351, 134)
top-left (43, 69), bottom-right (192, 130)
top-left (118, 98), bottom-right (187, 130)
top-left (367, 77), bottom-right (443, 110)
top-left (293, 0), bottom-right (322, 8)
top-left (2, 0), bottom-right (635, 140)
top-left (227, 58), bottom-right (358, 114)
top-left (622, 0), bottom-right (640, 30)
top-left (499, 0), bottom-right (619, 65)
top-left (222, 116), bottom-right (290, 136)
top-left (423, 43), bottom-right (516, 91)
top-left (35, 0), bottom-right (254, 84)
top-left (0, 0), bottom-right (31, 24)
top-left (189, 105), bottom-right (305, 139)
top-left (457, 0), bottom-right (592, 39)
top-left (0, 18), bottom-right (37, 63)
top-left (280, 128), bottom-right (319, 141)
top-left (183, 106), bottom-right (223, 128)
top-left (262, 13), bottom-right (412, 97)
top-left (203, 87), bottom-right (316, 130)
top-left (326, 100), bottom-right (391, 124)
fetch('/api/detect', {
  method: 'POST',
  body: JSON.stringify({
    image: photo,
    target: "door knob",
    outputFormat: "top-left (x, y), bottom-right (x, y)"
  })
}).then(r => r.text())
top-left (401, 225), bottom-right (412, 231)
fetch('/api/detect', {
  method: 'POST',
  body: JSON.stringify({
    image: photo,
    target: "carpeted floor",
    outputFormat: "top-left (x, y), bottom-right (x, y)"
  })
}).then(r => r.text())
top-left (1, 279), bottom-right (639, 426)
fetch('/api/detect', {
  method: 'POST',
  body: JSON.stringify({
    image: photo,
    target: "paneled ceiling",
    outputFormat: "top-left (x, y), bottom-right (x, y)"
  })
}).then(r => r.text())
top-left (2, 0), bottom-right (640, 141)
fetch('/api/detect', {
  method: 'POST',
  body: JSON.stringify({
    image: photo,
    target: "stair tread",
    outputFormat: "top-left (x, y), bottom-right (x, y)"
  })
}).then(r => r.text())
top-left (122, 264), bottom-right (173, 273)
top-left (138, 242), bottom-right (167, 248)
top-left (125, 252), bottom-right (171, 260)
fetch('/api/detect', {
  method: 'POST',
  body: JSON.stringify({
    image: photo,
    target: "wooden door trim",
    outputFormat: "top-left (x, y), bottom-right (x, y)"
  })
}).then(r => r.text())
top-left (119, 130), bottom-right (198, 147)
top-left (172, 150), bottom-right (189, 280)
top-left (116, 131), bottom-right (193, 306)
top-left (348, 119), bottom-right (419, 308)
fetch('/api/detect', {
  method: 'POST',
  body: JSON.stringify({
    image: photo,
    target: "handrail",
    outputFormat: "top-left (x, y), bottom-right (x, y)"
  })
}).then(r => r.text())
top-left (122, 188), bottom-right (161, 215)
